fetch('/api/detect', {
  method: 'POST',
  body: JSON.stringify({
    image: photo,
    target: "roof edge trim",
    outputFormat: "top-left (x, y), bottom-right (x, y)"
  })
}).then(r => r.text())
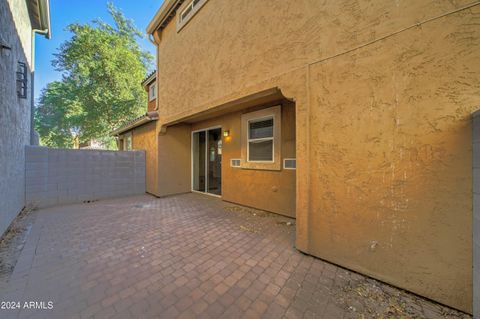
top-left (146, 0), bottom-right (182, 35)
top-left (111, 112), bottom-right (159, 136)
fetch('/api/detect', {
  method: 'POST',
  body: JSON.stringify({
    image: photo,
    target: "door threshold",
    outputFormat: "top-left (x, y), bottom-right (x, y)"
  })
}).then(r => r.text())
top-left (191, 190), bottom-right (222, 198)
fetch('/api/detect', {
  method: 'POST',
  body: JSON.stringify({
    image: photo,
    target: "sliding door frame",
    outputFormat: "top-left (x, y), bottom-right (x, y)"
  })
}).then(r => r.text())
top-left (191, 125), bottom-right (222, 198)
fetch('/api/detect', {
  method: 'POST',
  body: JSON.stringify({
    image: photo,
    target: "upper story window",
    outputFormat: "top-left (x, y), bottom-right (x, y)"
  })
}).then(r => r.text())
top-left (177, 0), bottom-right (208, 31)
top-left (180, 0), bottom-right (200, 21)
top-left (149, 81), bottom-right (156, 101)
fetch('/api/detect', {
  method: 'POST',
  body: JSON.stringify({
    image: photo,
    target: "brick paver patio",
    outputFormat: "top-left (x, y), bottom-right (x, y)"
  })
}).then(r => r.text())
top-left (0, 194), bottom-right (470, 319)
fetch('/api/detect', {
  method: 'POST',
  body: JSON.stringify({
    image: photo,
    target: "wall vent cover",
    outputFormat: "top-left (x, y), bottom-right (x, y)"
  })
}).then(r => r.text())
top-left (284, 158), bottom-right (296, 170)
top-left (231, 159), bottom-right (241, 167)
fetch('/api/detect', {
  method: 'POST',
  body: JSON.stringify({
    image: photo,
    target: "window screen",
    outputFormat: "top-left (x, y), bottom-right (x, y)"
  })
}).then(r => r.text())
top-left (249, 140), bottom-right (273, 161)
top-left (249, 118), bottom-right (273, 139)
top-left (248, 117), bottom-right (274, 162)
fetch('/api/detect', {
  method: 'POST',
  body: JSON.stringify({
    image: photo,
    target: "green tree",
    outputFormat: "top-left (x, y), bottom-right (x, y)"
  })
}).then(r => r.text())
top-left (35, 80), bottom-right (81, 148)
top-left (35, 2), bottom-right (153, 148)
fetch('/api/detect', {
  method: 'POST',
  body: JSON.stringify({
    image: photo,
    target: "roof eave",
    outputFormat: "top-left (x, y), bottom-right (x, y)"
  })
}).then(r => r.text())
top-left (111, 112), bottom-right (159, 136)
top-left (39, 0), bottom-right (51, 39)
top-left (141, 72), bottom-right (156, 88)
top-left (29, 0), bottom-right (51, 39)
top-left (146, 0), bottom-right (181, 35)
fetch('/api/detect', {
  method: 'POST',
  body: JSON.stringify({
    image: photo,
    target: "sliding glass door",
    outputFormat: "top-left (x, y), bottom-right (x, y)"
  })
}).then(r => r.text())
top-left (192, 131), bottom-right (206, 192)
top-left (192, 128), bottom-right (222, 196)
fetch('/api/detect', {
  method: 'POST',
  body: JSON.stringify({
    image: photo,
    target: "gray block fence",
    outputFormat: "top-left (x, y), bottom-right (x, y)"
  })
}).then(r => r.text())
top-left (473, 111), bottom-right (480, 319)
top-left (25, 146), bottom-right (146, 208)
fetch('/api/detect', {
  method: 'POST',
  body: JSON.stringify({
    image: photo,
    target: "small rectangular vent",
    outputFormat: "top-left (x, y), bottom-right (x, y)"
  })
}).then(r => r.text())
top-left (231, 159), bottom-right (241, 168)
top-left (284, 158), bottom-right (296, 170)
top-left (16, 61), bottom-right (27, 99)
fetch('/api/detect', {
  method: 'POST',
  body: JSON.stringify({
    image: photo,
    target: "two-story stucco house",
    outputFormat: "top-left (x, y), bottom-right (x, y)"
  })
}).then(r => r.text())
top-left (125, 0), bottom-right (479, 314)
top-left (0, 0), bottom-right (51, 236)
top-left (112, 71), bottom-right (159, 194)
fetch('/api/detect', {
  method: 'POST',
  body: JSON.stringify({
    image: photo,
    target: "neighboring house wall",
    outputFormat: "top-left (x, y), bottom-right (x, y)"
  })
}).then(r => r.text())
top-left (131, 122), bottom-right (158, 195)
top-left (147, 88), bottom-right (156, 112)
top-left (151, 0), bottom-right (480, 312)
top-left (0, 0), bottom-right (33, 236)
top-left (146, 79), bottom-right (156, 112)
top-left (25, 146), bottom-right (146, 208)
top-left (147, 99), bottom-right (156, 112)
top-left (117, 133), bottom-right (132, 151)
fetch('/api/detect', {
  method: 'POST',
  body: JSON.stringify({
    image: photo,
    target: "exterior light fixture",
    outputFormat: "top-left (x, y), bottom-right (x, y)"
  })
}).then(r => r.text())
top-left (223, 130), bottom-right (230, 137)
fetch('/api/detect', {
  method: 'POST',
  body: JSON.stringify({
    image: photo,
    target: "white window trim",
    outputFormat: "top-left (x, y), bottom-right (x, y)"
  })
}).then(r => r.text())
top-left (180, 2), bottom-right (193, 21)
top-left (149, 81), bottom-right (156, 101)
top-left (247, 116), bottom-right (275, 163)
top-left (176, 0), bottom-right (209, 32)
top-left (283, 158), bottom-right (296, 170)
top-left (240, 105), bottom-right (281, 171)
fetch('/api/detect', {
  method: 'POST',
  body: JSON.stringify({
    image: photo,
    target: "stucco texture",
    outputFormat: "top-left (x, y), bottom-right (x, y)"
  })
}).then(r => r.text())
top-left (151, 0), bottom-right (480, 312)
top-left (0, 0), bottom-right (33, 236)
top-left (132, 122), bottom-right (158, 195)
top-left (147, 99), bottom-right (156, 112)
top-left (157, 124), bottom-right (192, 197)
top-left (306, 9), bottom-right (479, 312)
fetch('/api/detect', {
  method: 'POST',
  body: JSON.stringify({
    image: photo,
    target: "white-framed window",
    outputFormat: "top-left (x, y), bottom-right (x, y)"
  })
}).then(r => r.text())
top-left (247, 116), bottom-right (274, 162)
top-left (149, 81), bottom-right (156, 101)
top-left (180, 0), bottom-right (199, 22)
top-left (177, 0), bottom-right (208, 31)
top-left (240, 105), bottom-right (281, 171)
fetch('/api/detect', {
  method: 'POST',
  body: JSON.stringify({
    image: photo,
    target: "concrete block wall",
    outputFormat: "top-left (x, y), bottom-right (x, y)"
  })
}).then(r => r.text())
top-left (0, 0), bottom-right (33, 237)
top-left (25, 146), bottom-right (146, 208)
top-left (474, 111), bottom-right (480, 319)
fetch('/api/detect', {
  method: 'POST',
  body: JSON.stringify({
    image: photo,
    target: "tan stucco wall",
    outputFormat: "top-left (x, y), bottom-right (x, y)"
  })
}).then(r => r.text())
top-left (131, 122), bottom-right (157, 195)
top-left (305, 14), bottom-right (478, 312)
top-left (191, 103), bottom-right (296, 217)
top-left (147, 99), bottom-right (156, 112)
top-left (152, 0), bottom-right (480, 312)
top-left (157, 124), bottom-right (192, 197)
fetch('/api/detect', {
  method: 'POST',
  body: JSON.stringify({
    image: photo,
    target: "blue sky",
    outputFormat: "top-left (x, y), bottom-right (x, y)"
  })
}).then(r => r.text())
top-left (34, 0), bottom-right (163, 101)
